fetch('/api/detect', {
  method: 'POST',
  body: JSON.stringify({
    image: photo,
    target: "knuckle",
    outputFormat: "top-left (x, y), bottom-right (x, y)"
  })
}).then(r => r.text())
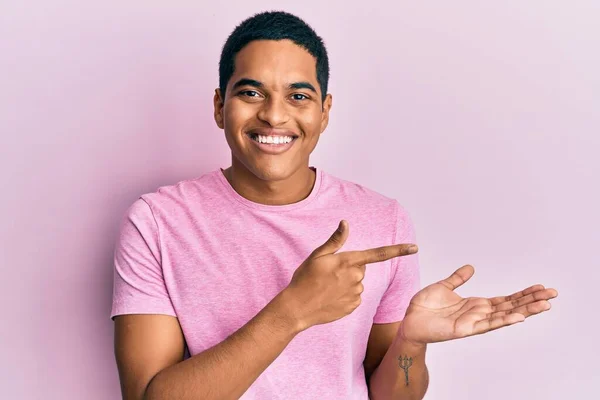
top-left (329, 234), bottom-right (341, 245)
top-left (331, 267), bottom-right (343, 280)
top-left (339, 256), bottom-right (351, 268)
top-left (354, 297), bottom-right (362, 307)
top-left (356, 271), bottom-right (365, 282)
top-left (376, 247), bottom-right (387, 261)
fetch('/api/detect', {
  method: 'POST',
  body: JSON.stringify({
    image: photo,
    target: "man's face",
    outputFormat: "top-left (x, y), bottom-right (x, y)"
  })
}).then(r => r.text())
top-left (214, 39), bottom-right (332, 181)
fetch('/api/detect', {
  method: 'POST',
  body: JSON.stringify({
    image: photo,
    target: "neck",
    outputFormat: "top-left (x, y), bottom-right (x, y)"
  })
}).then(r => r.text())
top-left (222, 160), bottom-right (316, 206)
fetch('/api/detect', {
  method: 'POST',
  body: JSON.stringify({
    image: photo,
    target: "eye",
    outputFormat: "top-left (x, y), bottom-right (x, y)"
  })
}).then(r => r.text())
top-left (239, 90), bottom-right (261, 98)
top-left (291, 93), bottom-right (309, 101)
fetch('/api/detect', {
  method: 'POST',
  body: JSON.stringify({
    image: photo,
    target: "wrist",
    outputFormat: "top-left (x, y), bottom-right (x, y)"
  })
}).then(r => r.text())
top-left (268, 288), bottom-right (308, 335)
top-left (396, 322), bottom-right (427, 350)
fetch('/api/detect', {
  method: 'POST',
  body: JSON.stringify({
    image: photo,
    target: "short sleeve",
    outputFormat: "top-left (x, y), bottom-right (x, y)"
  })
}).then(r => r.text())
top-left (110, 198), bottom-right (176, 320)
top-left (373, 202), bottom-right (421, 324)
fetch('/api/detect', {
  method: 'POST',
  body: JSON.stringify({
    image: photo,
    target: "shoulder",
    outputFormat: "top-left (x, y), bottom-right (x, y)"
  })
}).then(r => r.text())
top-left (137, 169), bottom-right (221, 213)
top-left (320, 170), bottom-right (415, 239)
top-left (320, 170), bottom-right (402, 212)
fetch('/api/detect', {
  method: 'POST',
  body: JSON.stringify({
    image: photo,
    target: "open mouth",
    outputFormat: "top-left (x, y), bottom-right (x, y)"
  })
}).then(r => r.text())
top-left (247, 133), bottom-right (298, 145)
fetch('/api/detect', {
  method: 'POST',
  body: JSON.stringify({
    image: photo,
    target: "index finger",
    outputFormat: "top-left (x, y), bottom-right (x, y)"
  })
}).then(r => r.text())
top-left (344, 244), bottom-right (418, 266)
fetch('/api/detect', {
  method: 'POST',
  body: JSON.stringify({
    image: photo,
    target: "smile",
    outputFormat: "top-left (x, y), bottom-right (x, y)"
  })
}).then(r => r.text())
top-left (246, 133), bottom-right (298, 155)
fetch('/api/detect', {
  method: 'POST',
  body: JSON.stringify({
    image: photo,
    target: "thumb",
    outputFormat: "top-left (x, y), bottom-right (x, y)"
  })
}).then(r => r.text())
top-left (310, 220), bottom-right (349, 258)
top-left (438, 265), bottom-right (475, 291)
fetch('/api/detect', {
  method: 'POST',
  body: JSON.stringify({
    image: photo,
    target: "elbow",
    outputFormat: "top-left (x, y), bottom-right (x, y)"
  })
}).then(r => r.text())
top-left (142, 372), bottom-right (162, 400)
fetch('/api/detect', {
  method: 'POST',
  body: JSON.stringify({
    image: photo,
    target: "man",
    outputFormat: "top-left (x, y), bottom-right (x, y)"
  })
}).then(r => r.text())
top-left (111, 11), bottom-right (558, 400)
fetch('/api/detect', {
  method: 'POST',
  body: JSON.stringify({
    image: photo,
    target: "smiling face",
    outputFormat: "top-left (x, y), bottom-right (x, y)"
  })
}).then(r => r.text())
top-left (214, 39), bottom-right (332, 182)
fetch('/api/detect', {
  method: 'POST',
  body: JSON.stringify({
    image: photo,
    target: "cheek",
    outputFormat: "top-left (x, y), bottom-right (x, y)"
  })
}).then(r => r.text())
top-left (297, 109), bottom-right (323, 132)
top-left (297, 115), bottom-right (323, 154)
top-left (223, 102), bottom-right (256, 129)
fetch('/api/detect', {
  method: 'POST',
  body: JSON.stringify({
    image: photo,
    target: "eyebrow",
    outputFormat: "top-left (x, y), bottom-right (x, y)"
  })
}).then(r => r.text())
top-left (232, 78), bottom-right (318, 94)
top-left (289, 82), bottom-right (317, 93)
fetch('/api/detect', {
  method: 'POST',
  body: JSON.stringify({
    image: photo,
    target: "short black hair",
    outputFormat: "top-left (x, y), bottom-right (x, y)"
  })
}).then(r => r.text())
top-left (218, 11), bottom-right (330, 104)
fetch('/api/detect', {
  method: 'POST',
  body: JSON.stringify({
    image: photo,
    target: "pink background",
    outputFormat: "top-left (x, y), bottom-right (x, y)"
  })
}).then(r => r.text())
top-left (1, 1), bottom-right (598, 399)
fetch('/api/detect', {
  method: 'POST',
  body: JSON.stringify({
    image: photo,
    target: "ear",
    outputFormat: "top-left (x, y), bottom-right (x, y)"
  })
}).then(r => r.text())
top-left (213, 88), bottom-right (225, 129)
top-left (320, 93), bottom-right (333, 133)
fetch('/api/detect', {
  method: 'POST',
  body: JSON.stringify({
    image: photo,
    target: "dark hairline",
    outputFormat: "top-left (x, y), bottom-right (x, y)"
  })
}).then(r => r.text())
top-left (218, 11), bottom-right (330, 104)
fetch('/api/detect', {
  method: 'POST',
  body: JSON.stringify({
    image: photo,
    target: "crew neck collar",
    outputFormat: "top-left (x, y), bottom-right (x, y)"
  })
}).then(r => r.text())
top-left (215, 166), bottom-right (323, 212)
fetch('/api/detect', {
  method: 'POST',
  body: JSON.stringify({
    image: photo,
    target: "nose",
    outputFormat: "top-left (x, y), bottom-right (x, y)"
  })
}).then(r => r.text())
top-left (257, 95), bottom-right (290, 127)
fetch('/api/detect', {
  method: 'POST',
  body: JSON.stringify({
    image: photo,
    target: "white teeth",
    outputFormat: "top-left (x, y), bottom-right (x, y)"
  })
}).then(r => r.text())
top-left (252, 135), bottom-right (294, 144)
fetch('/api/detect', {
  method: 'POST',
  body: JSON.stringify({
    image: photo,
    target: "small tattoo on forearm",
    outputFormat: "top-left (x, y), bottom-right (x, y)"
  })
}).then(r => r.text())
top-left (398, 355), bottom-right (413, 386)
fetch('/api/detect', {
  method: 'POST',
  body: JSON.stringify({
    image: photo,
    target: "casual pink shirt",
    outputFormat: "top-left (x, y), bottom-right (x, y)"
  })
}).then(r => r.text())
top-left (111, 167), bottom-right (420, 399)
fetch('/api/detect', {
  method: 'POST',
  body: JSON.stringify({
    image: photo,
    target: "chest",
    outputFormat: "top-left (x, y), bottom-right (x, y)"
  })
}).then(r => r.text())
top-left (159, 213), bottom-right (393, 354)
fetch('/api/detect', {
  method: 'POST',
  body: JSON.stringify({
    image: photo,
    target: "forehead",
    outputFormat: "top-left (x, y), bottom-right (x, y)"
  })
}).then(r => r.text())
top-left (231, 39), bottom-right (318, 87)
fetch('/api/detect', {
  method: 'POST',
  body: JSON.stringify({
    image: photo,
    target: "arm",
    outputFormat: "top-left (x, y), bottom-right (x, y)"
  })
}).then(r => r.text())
top-left (364, 322), bottom-right (429, 400)
top-left (368, 323), bottom-right (429, 400)
top-left (115, 289), bottom-right (301, 400)
top-left (364, 203), bottom-right (426, 398)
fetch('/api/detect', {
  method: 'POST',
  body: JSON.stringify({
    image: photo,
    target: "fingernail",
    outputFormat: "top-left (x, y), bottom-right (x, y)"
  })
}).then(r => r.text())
top-left (408, 245), bottom-right (418, 253)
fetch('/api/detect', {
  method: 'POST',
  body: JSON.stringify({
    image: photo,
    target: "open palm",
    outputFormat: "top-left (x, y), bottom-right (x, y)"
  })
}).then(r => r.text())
top-left (399, 265), bottom-right (558, 345)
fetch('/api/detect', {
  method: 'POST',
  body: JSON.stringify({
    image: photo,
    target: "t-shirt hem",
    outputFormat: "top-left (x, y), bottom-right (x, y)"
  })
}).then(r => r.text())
top-left (110, 304), bottom-right (177, 320)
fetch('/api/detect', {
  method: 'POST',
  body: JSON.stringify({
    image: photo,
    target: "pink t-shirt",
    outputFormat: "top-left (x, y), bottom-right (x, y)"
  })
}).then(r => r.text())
top-left (111, 167), bottom-right (420, 399)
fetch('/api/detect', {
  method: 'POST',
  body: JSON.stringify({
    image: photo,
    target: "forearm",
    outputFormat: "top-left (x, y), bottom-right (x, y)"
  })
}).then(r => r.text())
top-left (368, 326), bottom-right (429, 400)
top-left (145, 290), bottom-right (301, 400)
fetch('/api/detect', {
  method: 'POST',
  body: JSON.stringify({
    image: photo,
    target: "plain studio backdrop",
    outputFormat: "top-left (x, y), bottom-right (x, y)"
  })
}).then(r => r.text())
top-left (1, 1), bottom-right (598, 399)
